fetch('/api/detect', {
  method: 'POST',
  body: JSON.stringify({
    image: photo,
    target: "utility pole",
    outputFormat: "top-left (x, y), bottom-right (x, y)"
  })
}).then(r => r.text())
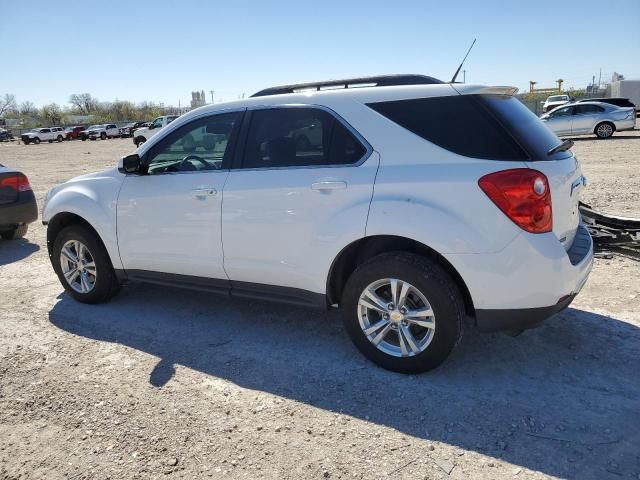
top-left (463, 69), bottom-right (466, 83)
top-left (598, 68), bottom-right (602, 91)
top-left (210, 90), bottom-right (215, 104)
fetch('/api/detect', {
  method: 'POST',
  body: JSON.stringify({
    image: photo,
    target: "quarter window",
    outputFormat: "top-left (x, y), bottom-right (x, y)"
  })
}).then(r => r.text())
top-left (367, 96), bottom-right (528, 160)
top-left (145, 111), bottom-right (241, 174)
top-left (241, 107), bottom-right (366, 169)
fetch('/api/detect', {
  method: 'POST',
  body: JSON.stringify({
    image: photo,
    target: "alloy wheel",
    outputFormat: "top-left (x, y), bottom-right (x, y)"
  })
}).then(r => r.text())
top-left (357, 278), bottom-right (436, 357)
top-left (59, 240), bottom-right (97, 294)
top-left (597, 123), bottom-right (613, 138)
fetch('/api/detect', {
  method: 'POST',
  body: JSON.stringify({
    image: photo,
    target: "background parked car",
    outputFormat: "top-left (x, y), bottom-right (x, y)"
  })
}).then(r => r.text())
top-left (132, 116), bottom-right (178, 147)
top-left (542, 94), bottom-right (571, 113)
top-left (21, 127), bottom-right (65, 144)
top-left (64, 126), bottom-right (85, 140)
top-left (541, 101), bottom-right (636, 138)
top-left (576, 97), bottom-right (637, 116)
top-left (0, 163), bottom-right (37, 240)
top-left (87, 124), bottom-right (119, 140)
top-left (121, 121), bottom-right (149, 138)
top-left (0, 128), bottom-right (13, 142)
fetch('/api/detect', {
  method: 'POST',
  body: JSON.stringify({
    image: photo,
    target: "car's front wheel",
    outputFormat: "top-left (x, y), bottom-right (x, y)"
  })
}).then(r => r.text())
top-left (135, 136), bottom-right (146, 147)
top-left (52, 224), bottom-right (120, 303)
top-left (100, 132), bottom-right (107, 140)
top-left (341, 252), bottom-right (464, 373)
top-left (595, 122), bottom-right (615, 139)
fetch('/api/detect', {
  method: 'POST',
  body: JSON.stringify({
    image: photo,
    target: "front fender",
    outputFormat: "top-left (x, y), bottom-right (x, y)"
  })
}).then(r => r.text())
top-left (43, 175), bottom-right (123, 269)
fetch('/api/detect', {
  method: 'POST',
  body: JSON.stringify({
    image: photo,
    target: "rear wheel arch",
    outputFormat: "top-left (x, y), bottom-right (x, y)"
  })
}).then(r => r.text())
top-left (326, 235), bottom-right (475, 317)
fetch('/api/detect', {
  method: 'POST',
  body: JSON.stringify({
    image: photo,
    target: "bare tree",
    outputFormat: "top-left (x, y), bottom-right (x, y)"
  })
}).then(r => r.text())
top-left (19, 101), bottom-right (37, 116)
top-left (69, 93), bottom-right (97, 115)
top-left (0, 94), bottom-right (17, 117)
top-left (39, 103), bottom-right (63, 125)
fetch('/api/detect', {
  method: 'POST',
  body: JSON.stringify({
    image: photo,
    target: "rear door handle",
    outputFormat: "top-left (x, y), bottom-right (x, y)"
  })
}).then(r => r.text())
top-left (311, 181), bottom-right (347, 191)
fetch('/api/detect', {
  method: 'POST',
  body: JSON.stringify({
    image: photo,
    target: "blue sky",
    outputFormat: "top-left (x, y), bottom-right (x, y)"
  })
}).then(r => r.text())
top-left (2, 0), bottom-right (639, 108)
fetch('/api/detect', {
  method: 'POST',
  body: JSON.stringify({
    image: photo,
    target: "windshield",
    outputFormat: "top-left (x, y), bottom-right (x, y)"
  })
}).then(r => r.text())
top-left (548, 95), bottom-right (567, 102)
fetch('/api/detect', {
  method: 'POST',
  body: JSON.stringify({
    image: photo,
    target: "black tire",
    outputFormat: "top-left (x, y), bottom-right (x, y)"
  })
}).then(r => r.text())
top-left (341, 252), bottom-right (464, 373)
top-left (57, 135), bottom-right (63, 142)
top-left (33, 137), bottom-right (40, 144)
top-left (0, 224), bottom-right (28, 240)
top-left (100, 132), bottom-right (107, 140)
top-left (594, 121), bottom-right (615, 139)
top-left (23, 139), bottom-right (30, 145)
top-left (52, 224), bottom-right (120, 304)
top-left (135, 136), bottom-right (146, 147)
top-left (81, 137), bottom-right (87, 141)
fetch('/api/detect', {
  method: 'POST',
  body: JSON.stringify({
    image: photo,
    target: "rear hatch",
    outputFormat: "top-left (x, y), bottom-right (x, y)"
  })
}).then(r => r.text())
top-left (481, 94), bottom-right (583, 250)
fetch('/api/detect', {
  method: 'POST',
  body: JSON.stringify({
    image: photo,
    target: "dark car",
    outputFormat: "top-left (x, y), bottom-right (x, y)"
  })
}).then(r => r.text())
top-left (0, 164), bottom-right (37, 240)
top-left (577, 97), bottom-right (636, 110)
top-left (0, 128), bottom-right (13, 142)
top-left (65, 126), bottom-right (85, 140)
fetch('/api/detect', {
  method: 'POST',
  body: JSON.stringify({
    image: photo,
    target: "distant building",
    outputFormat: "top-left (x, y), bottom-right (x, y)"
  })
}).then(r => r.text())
top-left (190, 90), bottom-right (206, 109)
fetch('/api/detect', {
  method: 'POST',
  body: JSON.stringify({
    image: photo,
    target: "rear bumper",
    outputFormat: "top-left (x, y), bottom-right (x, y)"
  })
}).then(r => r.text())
top-left (445, 224), bottom-right (593, 332)
top-left (0, 191), bottom-right (38, 228)
top-left (615, 118), bottom-right (636, 131)
top-left (476, 293), bottom-right (576, 332)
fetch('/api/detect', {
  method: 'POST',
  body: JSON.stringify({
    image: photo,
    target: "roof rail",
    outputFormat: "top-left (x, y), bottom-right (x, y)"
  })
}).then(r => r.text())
top-left (250, 74), bottom-right (444, 98)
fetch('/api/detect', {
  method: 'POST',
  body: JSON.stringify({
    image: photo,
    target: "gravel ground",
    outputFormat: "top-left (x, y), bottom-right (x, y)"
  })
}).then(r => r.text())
top-left (0, 131), bottom-right (639, 480)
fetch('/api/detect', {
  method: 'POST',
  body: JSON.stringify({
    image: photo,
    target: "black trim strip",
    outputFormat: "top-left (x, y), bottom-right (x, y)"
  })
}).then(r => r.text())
top-left (114, 270), bottom-right (326, 309)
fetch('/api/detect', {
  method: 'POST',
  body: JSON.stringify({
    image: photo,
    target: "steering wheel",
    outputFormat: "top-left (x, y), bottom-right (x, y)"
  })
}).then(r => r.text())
top-left (179, 154), bottom-right (210, 170)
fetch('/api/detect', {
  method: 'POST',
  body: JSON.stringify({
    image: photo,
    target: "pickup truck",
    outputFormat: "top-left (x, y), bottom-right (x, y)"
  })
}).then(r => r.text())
top-left (132, 115), bottom-right (178, 147)
top-left (21, 127), bottom-right (66, 144)
top-left (87, 124), bottom-right (119, 140)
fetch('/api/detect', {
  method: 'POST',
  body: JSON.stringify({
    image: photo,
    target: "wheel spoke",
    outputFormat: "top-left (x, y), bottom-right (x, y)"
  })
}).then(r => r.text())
top-left (371, 323), bottom-right (393, 346)
top-left (64, 268), bottom-right (79, 283)
top-left (408, 318), bottom-right (436, 330)
top-left (400, 325), bottom-right (420, 355)
top-left (363, 318), bottom-right (390, 336)
top-left (80, 271), bottom-right (90, 293)
top-left (406, 306), bottom-right (434, 319)
top-left (397, 282), bottom-right (410, 308)
top-left (398, 327), bottom-right (408, 356)
top-left (61, 246), bottom-right (78, 263)
top-left (362, 288), bottom-right (389, 312)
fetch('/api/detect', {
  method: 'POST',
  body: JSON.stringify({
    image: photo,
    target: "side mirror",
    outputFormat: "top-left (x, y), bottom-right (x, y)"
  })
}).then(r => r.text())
top-left (118, 154), bottom-right (141, 174)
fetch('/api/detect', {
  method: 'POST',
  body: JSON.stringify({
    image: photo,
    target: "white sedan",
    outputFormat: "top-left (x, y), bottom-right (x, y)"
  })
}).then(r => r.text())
top-left (541, 101), bottom-right (636, 139)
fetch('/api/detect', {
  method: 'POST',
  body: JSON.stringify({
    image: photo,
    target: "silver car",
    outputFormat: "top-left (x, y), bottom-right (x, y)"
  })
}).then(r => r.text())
top-left (540, 102), bottom-right (636, 139)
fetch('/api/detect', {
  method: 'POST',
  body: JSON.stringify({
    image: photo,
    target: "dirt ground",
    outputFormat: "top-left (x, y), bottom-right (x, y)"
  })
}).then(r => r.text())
top-left (0, 131), bottom-right (639, 480)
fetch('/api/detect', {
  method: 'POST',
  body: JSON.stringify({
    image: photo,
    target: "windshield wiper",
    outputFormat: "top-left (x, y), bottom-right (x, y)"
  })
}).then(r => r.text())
top-left (547, 139), bottom-right (574, 156)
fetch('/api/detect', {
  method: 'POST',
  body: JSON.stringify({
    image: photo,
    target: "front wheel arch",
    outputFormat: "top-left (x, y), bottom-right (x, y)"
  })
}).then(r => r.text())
top-left (46, 212), bottom-right (108, 261)
top-left (326, 235), bottom-right (475, 317)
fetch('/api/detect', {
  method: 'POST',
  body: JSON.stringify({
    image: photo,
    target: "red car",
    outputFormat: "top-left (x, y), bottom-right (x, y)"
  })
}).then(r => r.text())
top-left (64, 126), bottom-right (85, 140)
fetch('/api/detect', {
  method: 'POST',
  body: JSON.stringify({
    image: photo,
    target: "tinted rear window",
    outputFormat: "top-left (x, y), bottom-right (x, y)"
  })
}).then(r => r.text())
top-left (367, 95), bottom-right (529, 160)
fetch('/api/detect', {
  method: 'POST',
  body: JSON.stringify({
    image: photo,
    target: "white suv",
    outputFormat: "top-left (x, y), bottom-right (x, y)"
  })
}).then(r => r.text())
top-left (42, 75), bottom-right (593, 373)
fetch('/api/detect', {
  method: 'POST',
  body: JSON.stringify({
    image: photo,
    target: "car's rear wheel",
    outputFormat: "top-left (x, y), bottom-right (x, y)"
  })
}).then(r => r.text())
top-left (595, 122), bottom-right (615, 139)
top-left (341, 252), bottom-right (464, 373)
top-left (52, 224), bottom-right (120, 303)
top-left (57, 135), bottom-right (63, 142)
top-left (0, 225), bottom-right (28, 240)
top-left (33, 137), bottom-right (40, 144)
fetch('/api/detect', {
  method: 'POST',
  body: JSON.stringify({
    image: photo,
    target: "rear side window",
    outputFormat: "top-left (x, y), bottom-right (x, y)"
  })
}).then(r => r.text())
top-left (241, 107), bottom-right (367, 169)
top-left (575, 104), bottom-right (604, 114)
top-left (367, 96), bottom-right (528, 160)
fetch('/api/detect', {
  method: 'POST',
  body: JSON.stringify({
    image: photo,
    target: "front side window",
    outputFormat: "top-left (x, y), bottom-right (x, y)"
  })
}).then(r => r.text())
top-left (145, 111), bottom-right (241, 175)
top-left (550, 106), bottom-right (573, 117)
top-left (151, 118), bottom-right (163, 129)
top-left (241, 107), bottom-right (366, 169)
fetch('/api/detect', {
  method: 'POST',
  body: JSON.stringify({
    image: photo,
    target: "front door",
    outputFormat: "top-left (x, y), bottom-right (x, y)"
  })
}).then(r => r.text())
top-left (117, 110), bottom-right (243, 280)
top-left (222, 106), bottom-right (378, 296)
top-left (544, 105), bottom-right (574, 136)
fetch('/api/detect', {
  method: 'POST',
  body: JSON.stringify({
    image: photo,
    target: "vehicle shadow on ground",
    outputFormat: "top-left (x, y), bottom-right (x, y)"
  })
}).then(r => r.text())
top-left (48, 284), bottom-right (640, 479)
top-left (563, 135), bottom-right (639, 142)
top-left (0, 238), bottom-right (40, 265)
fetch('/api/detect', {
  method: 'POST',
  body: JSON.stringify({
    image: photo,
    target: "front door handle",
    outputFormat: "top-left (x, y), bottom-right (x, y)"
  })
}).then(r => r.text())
top-left (192, 186), bottom-right (217, 199)
top-left (311, 181), bottom-right (347, 191)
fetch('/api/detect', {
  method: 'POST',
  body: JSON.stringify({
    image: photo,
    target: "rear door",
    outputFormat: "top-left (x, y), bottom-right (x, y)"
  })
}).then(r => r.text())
top-left (572, 104), bottom-right (603, 134)
top-left (222, 106), bottom-right (378, 295)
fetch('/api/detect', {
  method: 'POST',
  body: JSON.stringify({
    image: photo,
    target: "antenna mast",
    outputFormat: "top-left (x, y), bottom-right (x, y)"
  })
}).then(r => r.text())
top-left (451, 39), bottom-right (476, 83)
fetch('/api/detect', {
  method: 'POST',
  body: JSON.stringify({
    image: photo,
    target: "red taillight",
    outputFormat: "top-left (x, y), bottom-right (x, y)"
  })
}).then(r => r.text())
top-left (478, 169), bottom-right (552, 233)
top-left (0, 174), bottom-right (32, 192)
